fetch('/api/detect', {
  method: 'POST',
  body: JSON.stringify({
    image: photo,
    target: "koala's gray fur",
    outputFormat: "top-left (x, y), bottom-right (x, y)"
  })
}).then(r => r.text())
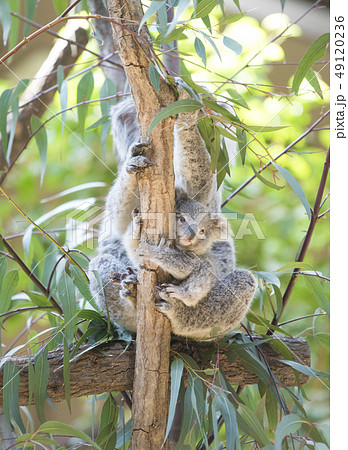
top-left (89, 86), bottom-right (257, 339)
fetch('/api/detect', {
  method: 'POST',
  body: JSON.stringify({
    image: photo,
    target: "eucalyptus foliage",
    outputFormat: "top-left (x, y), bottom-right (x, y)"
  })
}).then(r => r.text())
top-left (0, 0), bottom-right (329, 448)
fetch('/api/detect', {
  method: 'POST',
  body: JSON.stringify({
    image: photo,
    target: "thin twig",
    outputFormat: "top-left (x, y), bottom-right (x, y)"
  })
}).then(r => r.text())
top-left (279, 313), bottom-right (327, 327)
top-left (221, 111), bottom-right (330, 208)
top-left (269, 148), bottom-right (330, 330)
top-left (11, 12), bottom-right (123, 70)
top-left (0, 233), bottom-right (63, 315)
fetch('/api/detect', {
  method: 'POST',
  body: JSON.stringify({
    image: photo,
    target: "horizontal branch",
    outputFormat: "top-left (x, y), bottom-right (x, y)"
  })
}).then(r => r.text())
top-left (0, 336), bottom-right (310, 406)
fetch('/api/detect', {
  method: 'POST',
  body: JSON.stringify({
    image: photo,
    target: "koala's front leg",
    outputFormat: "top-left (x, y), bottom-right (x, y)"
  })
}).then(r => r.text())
top-left (126, 143), bottom-right (156, 174)
top-left (135, 236), bottom-right (197, 279)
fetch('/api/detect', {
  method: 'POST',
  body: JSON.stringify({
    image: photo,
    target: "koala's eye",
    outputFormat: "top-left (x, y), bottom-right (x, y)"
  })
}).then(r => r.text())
top-left (199, 228), bottom-right (205, 235)
top-left (179, 216), bottom-right (186, 223)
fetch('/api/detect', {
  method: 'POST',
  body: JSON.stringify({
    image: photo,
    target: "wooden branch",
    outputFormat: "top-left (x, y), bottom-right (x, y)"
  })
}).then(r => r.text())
top-left (106, 1), bottom-right (176, 448)
top-left (0, 21), bottom-right (88, 170)
top-left (0, 336), bottom-right (311, 406)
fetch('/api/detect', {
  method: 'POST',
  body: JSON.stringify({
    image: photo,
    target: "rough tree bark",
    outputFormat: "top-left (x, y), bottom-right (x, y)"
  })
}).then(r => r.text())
top-left (106, 1), bottom-right (176, 448)
top-left (0, 337), bottom-right (311, 405)
top-left (0, 21), bottom-right (88, 171)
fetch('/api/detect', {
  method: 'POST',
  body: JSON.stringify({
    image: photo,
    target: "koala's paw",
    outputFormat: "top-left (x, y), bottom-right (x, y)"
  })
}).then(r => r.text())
top-left (134, 241), bottom-right (156, 259)
top-left (158, 235), bottom-right (174, 248)
top-left (160, 283), bottom-right (183, 299)
top-left (121, 273), bottom-right (138, 298)
top-left (130, 142), bottom-right (152, 157)
top-left (154, 287), bottom-right (172, 312)
top-left (126, 155), bottom-right (156, 174)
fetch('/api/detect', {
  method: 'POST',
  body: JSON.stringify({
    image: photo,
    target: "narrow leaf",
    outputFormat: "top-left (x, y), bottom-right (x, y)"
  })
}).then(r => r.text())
top-left (0, 89), bottom-right (12, 155)
top-left (273, 161), bottom-right (311, 219)
top-left (148, 99), bottom-right (202, 135)
top-left (223, 36), bottom-right (242, 55)
top-left (138, 0), bottom-right (166, 32)
top-left (69, 265), bottom-right (101, 312)
top-left (281, 359), bottom-right (329, 379)
top-left (194, 37), bottom-right (207, 67)
top-left (166, 0), bottom-right (190, 36)
top-left (306, 69), bottom-right (323, 99)
top-left (0, 0), bottom-right (11, 44)
top-left (164, 358), bottom-right (184, 443)
top-left (238, 404), bottom-right (271, 446)
top-left (33, 346), bottom-right (49, 423)
top-left (149, 65), bottom-right (161, 92)
top-left (274, 413), bottom-right (304, 450)
top-left (63, 337), bottom-right (71, 412)
top-left (251, 162), bottom-right (284, 190)
top-left (3, 362), bottom-right (26, 433)
top-left (77, 71), bottom-right (94, 131)
top-left (292, 33), bottom-right (329, 94)
top-left (304, 275), bottom-right (330, 316)
top-left (30, 115), bottom-right (48, 185)
top-left (0, 270), bottom-right (19, 315)
top-left (37, 421), bottom-right (102, 449)
top-left (57, 272), bottom-right (77, 343)
top-left (195, 0), bottom-right (218, 19)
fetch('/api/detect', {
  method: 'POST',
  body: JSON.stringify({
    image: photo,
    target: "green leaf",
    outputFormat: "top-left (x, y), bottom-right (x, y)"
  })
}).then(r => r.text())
top-left (33, 346), bottom-right (49, 423)
top-left (0, 89), bottom-right (12, 155)
top-left (77, 71), bottom-right (94, 131)
top-left (149, 64), bottom-right (161, 92)
top-left (223, 36), bottom-right (242, 55)
top-left (218, 13), bottom-right (245, 27)
top-left (246, 124), bottom-right (287, 133)
top-left (304, 275), bottom-right (330, 316)
top-left (148, 99), bottom-right (202, 135)
top-left (227, 88), bottom-right (250, 110)
top-left (250, 162), bottom-right (284, 190)
top-left (274, 413), bottom-right (304, 450)
top-left (213, 390), bottom-right (240, 450)
top-left (57, 65), bottom-right (68, 134)
top-left (69, 265), bottom-right (101, 313)
top-left (166, 0), bottom-right (190, 36)
top-left (266, 389), bottom-right (278, 431)
top-left (195, 0), bottom-right (218, 19)
top-left (194, 37), bottom-right (207, 67)
top-left (237, 404), bottom-right (271, 446)
top-left (0, 257), bottom-right (7, 287)
top-left (30, 115), bottom-right (48, 186)
top-left (3, 362), bottom-right (26, 433)
top-left (236, 127), bottom-right (247, 165)
top-left (57, 272), bottom-right (77, 343)
top-left (203, 99), bottom-right (240, 123)
top-left (272, 284), bottom-right (283, 317)
top-left (281, 360), bottom-right (329, 380)
top-left (292, 33), bottom-right (329, 95)
top-left (164, 358), bottom-right (184, 443)
top-left (273, 161), bottom-right (311, 219)
top-left (96, 395), bottom-right (118, 449)
top-left (163, 26), bottom-right (187, 44)
top-left (0, 0), bottom-right (11, 44)
top-left (255, 270), bottom-right (281, 287)
top-left (275, 261), bottom-right (313, 272)
top-left (306, 69), bottom-right (323, 99)
top-left (100, 78), bottom-right (117, 116)
top-left (176, 381), bottom-right (198, 448)
top-left (63, 337), bottom-right (71, 412)
top-left (138, 0), bottom-right (166, 32)
top-left (0, 269), bottom-right (19, 315)
top-left (37, 421), bottom-right (102, 449)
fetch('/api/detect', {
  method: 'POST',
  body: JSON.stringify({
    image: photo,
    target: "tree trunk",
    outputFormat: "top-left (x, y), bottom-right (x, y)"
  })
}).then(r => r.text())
top-left (106, 1), bottom-right (176, 448)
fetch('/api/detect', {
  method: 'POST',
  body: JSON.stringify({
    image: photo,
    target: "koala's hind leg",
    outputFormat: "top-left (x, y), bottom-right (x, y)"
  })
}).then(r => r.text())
top-left (156, 269), bottom-right (257, 339)
top-left (89, 252), bottom-right (137, 332)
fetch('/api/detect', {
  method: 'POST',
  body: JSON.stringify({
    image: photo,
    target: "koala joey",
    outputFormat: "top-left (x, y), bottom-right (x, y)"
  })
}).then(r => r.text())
top-left (89, 87), bottom-right (257, 339)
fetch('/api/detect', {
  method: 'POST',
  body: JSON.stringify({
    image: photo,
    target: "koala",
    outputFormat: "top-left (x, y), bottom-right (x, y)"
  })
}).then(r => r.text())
top-left (89, 86), bottom-right (257, 339)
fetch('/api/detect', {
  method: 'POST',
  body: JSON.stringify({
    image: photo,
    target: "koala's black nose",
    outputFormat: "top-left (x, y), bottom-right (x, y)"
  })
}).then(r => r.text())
top-left (183, 224), bottom-right (197, 241)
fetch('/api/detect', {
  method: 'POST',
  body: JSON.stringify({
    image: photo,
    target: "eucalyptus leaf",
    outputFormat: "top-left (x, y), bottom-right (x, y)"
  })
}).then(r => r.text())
top-left (195, 0), bottom-right (218, 19)
top-left (0, 269), bottom-right (19, 315)
top-left (33, 345), bottom-right (49, 424)
top-left (30, 115), bottom-right (48, 186)
top-left (273, 162), bottom-right (311, 219)
top-left (148, 99), bottom-right (202, 135)
top-left (274, 413), bottom-right (304, 450)
top-left (292, 33), bottom-right (329, 95)
top-left (164, 358), bottom-right (184, 443)
top-left (194, 37), bottom-right (207, 67)
top-left (223, 36), bottom-right (242, 55)
top-left (3, 362), bottom-right (26, 433)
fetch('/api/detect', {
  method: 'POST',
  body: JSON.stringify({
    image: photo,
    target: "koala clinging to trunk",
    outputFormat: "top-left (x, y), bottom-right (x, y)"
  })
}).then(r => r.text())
top-left (89, 87), bottom-right (257, 339)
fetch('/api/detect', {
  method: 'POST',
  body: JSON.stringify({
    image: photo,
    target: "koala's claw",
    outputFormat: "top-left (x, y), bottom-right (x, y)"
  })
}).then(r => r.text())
top-left (130, 143), bottom-right (152, 157)
top-left (126, 155), bottom-right (156, 174)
